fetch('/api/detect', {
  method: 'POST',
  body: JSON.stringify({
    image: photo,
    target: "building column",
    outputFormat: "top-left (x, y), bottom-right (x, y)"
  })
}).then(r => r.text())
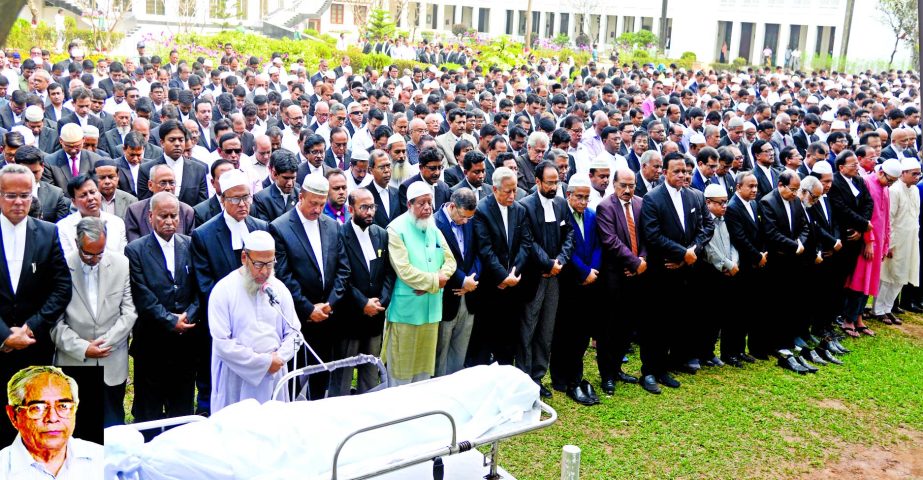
top-left (434, 2), bottom-right (444, 32)
top-left (752, 22), bottom-right (765, 65)
top-left (728, 21), bottom-right (741, 63)
top-left (536, 11), bottom-right (544, 39)
top-left (830, 25), bottom-right (843, 65)
top-left (777, 23), bottom-right (790, 67)
top-left (804, 24), bottom-right (818, 68)
top-left (613, 15), bottom-right (622, 40)
top-left (634, 16), bottom-right (642, 32)
top-left (598, 14), bottom-right (607, 46)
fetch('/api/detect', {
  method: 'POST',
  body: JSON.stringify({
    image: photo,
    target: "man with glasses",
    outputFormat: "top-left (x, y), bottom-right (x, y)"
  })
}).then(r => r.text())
top-left (43, 123), bottom-right (103, 194)
top-left (295, 134), bottom-right (333, 186)
top-left (137, 120), bottom-right (209, 207)
top-left (208, 230), bottom-right (301, 413)
top-left (1, 366), bottom-right (102, 478)
top-left (436, 109), bottom-right (477, 167)
top-left (701, 183), bottom-right (739, 367)
top-left (125, 164), bottom-right (195, 241)
top-left (398, 147), bottom-right (451, 210)
top-left (253, 150), bottom-right (300, 223)
top-left (751, 139), bottom-right (780, 200)
top-left (52, 217), bottom-right (136, 427)
top-left (365, 149), bottom-right (401, 228)
top-left (691, 147), bottom-right (720, 192)
top-left (57, 174), bottom-right (127, 257)
top-left (191, 169), bottom-right (269, 415)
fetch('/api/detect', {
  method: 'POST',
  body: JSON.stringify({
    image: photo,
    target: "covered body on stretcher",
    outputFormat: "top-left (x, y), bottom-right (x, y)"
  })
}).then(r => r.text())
top-left (104, 364), bottom-right (547, 480)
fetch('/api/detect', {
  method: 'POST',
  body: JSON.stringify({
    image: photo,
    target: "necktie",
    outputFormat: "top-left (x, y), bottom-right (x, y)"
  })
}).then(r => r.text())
top-left (70, 155), bottom-right (79, 177)
top-left (337, 156), bottom-right (345, 170)
top-left (625, 202), bottom-right (638, 256)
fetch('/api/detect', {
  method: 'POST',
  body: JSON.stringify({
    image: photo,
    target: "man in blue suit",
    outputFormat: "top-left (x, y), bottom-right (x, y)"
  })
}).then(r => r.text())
top-left (190, 170), bottom-right (269, 415)
top-left (690, 147), bottom-right (720, 192)
top-left (270, 174), bottom-right (351, 400)
top-left (640, 152), bottom-right (714, 392)
top-left (434, 188), bottom-right (480, 377)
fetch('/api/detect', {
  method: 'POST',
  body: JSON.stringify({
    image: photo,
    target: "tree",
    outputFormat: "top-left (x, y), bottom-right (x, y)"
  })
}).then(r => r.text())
top-left (878, 0), bottom-right (918, 68)
top-left (367, 8), bottom-right (396, 41)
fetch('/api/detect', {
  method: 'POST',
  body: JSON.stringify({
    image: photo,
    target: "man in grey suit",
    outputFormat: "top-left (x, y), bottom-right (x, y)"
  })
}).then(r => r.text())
top-left (42, 123), bottom-right (103, 195)
top-left (51, 217), bottom-right (136, 427)
top-left (94, 159), bottom-right (137, 219)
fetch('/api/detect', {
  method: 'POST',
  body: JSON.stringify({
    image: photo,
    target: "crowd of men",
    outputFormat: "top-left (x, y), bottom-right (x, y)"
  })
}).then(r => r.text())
top-left (1, 37), bottom-right (921, 436)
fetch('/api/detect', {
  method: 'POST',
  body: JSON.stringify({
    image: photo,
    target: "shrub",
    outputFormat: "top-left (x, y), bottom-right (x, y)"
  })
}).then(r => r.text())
top-left (552, 33), bottom-right (570, 47)
top-left (732, 56), bottom-right (748, 68)
top-left (451, 23), bottom-right (468, 38)
top-left (632, 49), bottom-right (651, 62)
top-left (680, 51), bottom-right (696, 61)
top-left (574, 33), bottom-right (591, 47)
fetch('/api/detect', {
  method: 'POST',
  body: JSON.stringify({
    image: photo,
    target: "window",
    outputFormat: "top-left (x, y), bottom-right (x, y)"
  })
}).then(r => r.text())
top-left (560, 13), bottom-right (569, 36)
top-left (517, 10), bottom-right (526, 36)
top-left (209, 0), bottom-right (224, 18)
top-left (505, 9), bottom-right (513, 35)
top-left (330, 3), bottom-right (344, 24)
top-left (146, 0), bottom-right (165, 15)
top-left (478, 8), bottom-right (490, 33)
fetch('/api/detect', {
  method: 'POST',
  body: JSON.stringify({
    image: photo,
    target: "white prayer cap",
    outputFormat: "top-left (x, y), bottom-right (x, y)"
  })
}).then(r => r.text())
top-left (736, 102), bottom-right (749, 112)
top-left (253, 87), bottom-right (268, 97)
top-left (324, 70), bottom-right (336, 80)
top-left (744, 122), bottom-right (756, 132)
top-left (386, 133), bottom-right (406, 146)
top-left (272, 57), bottom-right (283, 65)
top-left (811, 161), bottom-right (832, 175)
top-left (302, 173), bottom-right (329, 195)
top-left (825, 81), bottom-right (838, 91)
top-left (351, 148), bottom-right (370, 161)
top-left (406, 181), bottom-right (431, 202)
top-left (690, 133), bottom-right (707, 145)
top-left (11, 126), bottom-right (35, 146)
top-left (820, 110), bottom-right (835, 122)
top-left (427, 66), bottom-right (439, 73)
top-left (268, 66), bottom-right (280, 75)
top-left (661, 78), bottom-right (675, 87)
top-left (218, 169), bottom-right (250, 193)
top-left (589, 157), bottom-right (610, 170)
top-left (830, 120), bottom-right (847, 131)
top-left (24, 105), bottom-right (43, 122)
top-left (60, 122), bottom-right (83, 143)
top-left (83, 125), bottom-right (100, 139)
top-left (780, 93), bottom-right (792, 101)
top-left (704, 183), bottom-right (728, 198)
top-left (806, 96), bottom-right (819, 104)
top-left (900, 157), bottom-right (920, 171)
top-left (243, 230), bottom-right (275, 252)
top-left (567, 173), bottom-right (591, 189)
top-left (112, 101), bottom-right (132, 114)
top-left (880, 158), bottom-right (903, 177)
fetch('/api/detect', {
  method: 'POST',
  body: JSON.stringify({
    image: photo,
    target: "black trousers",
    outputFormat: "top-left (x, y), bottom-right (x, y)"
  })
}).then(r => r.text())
top-left (550, 278), bottom-right (600, 388)
top-left (297, 322), bottom-right (333, 400)
top-left (724, 267), bottom-right (760, 357)
top-left (597, 271), bottom-right (645, 381)
top-left (103, 381), bottom-right (127, 428)
top-left (191, 318), bottom-right (212, 415)
top-left (640, 267), bottom-right (690, 377)
top-left (466, 286), bottom-right (521, 366)
top-left (132, 355), bottom-right (196, 441)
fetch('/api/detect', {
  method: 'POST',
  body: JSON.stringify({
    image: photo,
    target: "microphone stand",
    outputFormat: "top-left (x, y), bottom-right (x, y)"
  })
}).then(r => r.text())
top-left (263, 285), bottom-right (330, 401)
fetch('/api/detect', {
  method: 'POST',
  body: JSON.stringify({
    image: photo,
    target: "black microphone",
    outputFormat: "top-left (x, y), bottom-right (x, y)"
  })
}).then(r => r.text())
top-left (261, 283), bottom-right (280, 306)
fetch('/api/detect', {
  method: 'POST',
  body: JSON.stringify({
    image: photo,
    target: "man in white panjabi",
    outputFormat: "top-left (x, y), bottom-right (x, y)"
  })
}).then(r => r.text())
top-left (874, 157), bottom-right (921, 323)
top-left (208, 230), bottom-right (302, 413)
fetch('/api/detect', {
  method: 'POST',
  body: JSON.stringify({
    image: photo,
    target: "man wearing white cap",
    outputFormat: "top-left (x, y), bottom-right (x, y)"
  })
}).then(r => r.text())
top-left (345, 148), bottom-right (373, 192)
top-left (208, 230), bottom-right (301, 413)
top-left (191, 168), bottom-right (270, 414)
top-left (43, 122), bottom-right (103, 194)
top-left (98, 102), bottom-right (132, 158)
top-left (873, 157), bottom-right (921, 324)
top-left (702, 183), bottom-right (738, 366)
top-left (387, 132), bottom-right (419, 188)
top-left (384, 181), bottom-right (456, 385)
top-left (270, 173), bottom-right (351, 399)
top-left (22, 105), bottom-right (58, 154)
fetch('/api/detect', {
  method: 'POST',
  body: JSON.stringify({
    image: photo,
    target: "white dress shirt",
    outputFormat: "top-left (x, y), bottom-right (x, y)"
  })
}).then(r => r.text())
top-left (841, 173), bottom-right (860, 197)
top-left (351, 221), bottom-right (376, 270)
top-left (164, 155), bottom-right (185, 191)
top-left (538, 194), bottom-right (557, 223)
top-left (81, 262), bottom-right (99, 318)
top-left (374, 182), bottom-right (391, 217)
top-left (1, 214), bottom-right (27, 294)
top-left (0, 435), bottom-right (103, 480)
top-left (665, 184), bottom-right (686, 230)
top-left (736, 193), bottom-right (756, 222)
top-left (57, 211), bottom-right (127, 257)
top-left (223, 212), bottom-right (248, 250)
top-left (155, 233), bottom-right (176, 278)
top-left (497, 203), bottom-right (509, 240)
top-left (297, 208), bottom-right (325, 282)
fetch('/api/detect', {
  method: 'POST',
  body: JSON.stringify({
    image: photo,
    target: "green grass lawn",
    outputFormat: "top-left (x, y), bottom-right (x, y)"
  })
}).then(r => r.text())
top-left (122, 315), bottom-right (923, 479)
top-left (499, 315), bottom-right (923, 479)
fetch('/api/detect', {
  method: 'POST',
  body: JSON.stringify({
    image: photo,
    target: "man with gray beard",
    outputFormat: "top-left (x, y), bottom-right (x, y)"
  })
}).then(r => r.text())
top-left (208, 230), bottom-right (302, 413)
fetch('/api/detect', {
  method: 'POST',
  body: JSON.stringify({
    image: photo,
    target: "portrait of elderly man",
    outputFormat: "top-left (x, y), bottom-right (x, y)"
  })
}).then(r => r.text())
top-left (1, 366), bottom-right (102, 479)
top-left (384, 181), bottom-right (456, 385)
top-left (209, 230), bottom-right (301, 413)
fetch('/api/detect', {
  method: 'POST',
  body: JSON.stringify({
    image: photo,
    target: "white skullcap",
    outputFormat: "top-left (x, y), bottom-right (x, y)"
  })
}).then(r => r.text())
top-left (901, 157), bottom-right (920, 171)
top-left (736, 102), bottom-right (749, 112)
top-left (302, 173), bottom-right (329, 195)
top-left (825, 81), bottom-right (838, 91)
top-left (780, 93), bottom-right (792, 101)
top-left (880, 158), bottom-right (903, 177)
top-left (11, 126), bottom-right (35, 146)
top-left (243, 230), bottom-right (275, 251)
top-left (811, 161), bottom-right (832, 175)
top-left (820, 111), bottom-right (835, 122)
top-left (218, 169), bottom-right (250, 193)
top-left (744, 122), bottom-right (756, 132)
top-left (567, 173), bottom-right (591, 188)
top-left (324, 71), bottom-right (336, 80)
top-left (253, 87), bottom-right (268, 97)
top-left (204, 59), bottom-right (214, 67)
top-left (112, 101), bottom-right (131, 114)
top-left (386, 133), bottom-right (406, 146)
top-left (690, 133), bottom-right (707, 145)
top-left (83, 125), bottom-right (100, 139)
top-left (60, 122), bottom-right (84, 143)
top-left (406, 181), bottom-right (432, 202)
top-left (806, 96), bottom-right (819, 104)
top-left (427, 66), bottom-right (439, 73)
top-left (831, 120), bottom-right (847, 130)
top-left (589, 157), bottom-right (610, 170)
top-left (272, 57), bottom-right (283, 64)
top-left (704, 183), bottom-right (728, 198)
top-left (351, 148), bottom-right (370, 161)
top-left (268, 66), bottom-right (279, 75)
top-left (661, 78), bottom-right (674, 87)
top-left (24, 105), bottom-right (43, 122)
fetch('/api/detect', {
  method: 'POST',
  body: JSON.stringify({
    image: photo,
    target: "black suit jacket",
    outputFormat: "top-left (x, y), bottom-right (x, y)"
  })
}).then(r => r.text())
top-left (435, 207), bottom-right (481, 319)
top-left (98, 78), bottom-right (116, 97)
top-left (125, 233), bottom-right (199, 358)
top-left (726, 194), bottom-right (764, 270)
top-left (99, 129), bottom-right (126, 158)
top-left (443, 165), bottom-right (465, 188)
top-left (0, 104), bottom-right (16, 131)
top-left (0, 218), bottom-right (72, 365)
top-left (124, 199), bottom-right (195, 242)
top-left (471, 195), bottom-right (533, 290)
top-left (252, 184), bottom-right (299, 223)
top-left (753, 164), bottom-right (780, 200)
top-left (451, 178), bottom-right (492, 201)
top-left (625, 151), bottom-right (642, 173)
top-left (337, 222), bottom-right (394, 337)
top-left (519, 193), bottom-right (575, 294)
top-left (827, 173), bottom-right (873, 238)
top-left (634, 171), bottom-right (661, 197)
top-left (35, 127), bottom-right (60, 154)
top-left (760, 189), bottom-right (811, 261)
top-left (270, 209), bottom-right (350, 323)
top-left (793, 129), bottom-right (810, 157)
top-left (115, 156), bottom-right (139, 196)
top-left (364, 183), bottom-right (401, 228)
top-left (190, 214), bottom-right (269, 302)
top-left (192, 195), bottom-right (223, 227)
top-left (58, 110), bottom-right (105, 133)
top-left (136, 157), bottom-right (209, 206)
top-left (324, 147), bottom-right (350, 170)
top-left (42, 149), bottom-right (103, 194)
top-left (398, 174), bottom-right (451, 210)
top-left (807, 196), bottom-right (840, 252)
top-left (36, 182), bottom-right (72, 223)
top-left (879, 145), bottom-right (899, 160)
top-left (639, 184), bottom-right (714, 266)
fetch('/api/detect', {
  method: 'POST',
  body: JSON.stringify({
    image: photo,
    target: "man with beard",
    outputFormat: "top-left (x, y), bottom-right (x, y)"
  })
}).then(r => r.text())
top-left (388, 133), bottom-right (419, 188)
top-left (384, 181), bottom-right (456, 384)
top-left (208, 230), bottom-right (301, 413)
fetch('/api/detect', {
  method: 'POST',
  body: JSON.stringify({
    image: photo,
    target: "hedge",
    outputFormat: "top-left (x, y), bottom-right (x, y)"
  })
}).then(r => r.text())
top-left (3, 18), bottom-right (124, 53)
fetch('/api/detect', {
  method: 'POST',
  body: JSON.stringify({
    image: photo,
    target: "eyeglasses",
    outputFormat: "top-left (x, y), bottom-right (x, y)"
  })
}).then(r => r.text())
top-left (223, 148), bottom-right (242, 154)
top-left (423, 164), bottom-right (444, 171)
top-left (223, 194), bottom-right (252, 205)
top-left (356, 204), bottom-right (377, 212)
top-left (307, 149), bottom-right (325, 155)
top-left (333, 142), bottom-right (347, 148)
top-left (0, 192), bottom-right (32, 201)
top-left (707, 199), bottom-right (728, 206)
top-left (15, 401), bottom-right (77, 420)
top-left (616, 182), bottom-right (636, 189)
top-left (156, 180), bottom-right (176, 188)
top-left (245, 252), bottom-right (276, 271)
top-left (78, 246), bottom-right (104, 259)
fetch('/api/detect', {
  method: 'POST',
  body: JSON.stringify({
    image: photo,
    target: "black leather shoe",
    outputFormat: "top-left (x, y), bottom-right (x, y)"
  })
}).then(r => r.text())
top-left (794, 356), bottom-right (819, 373)
top-left (793, 337), bottom-right (811, 349)
top-left (676, 361), bottom-right (700, 375)
top-left (891, 305), bottom-right (905, 314)
top-left (831, 339), bottom-right (851, 353)
top-left (722, 356), bottom-right (743, 368)
top-left (552, 383), bottom-right (567, 393)
top-left (739, 353), bottom-right (757, 363)
top-left (703, 356), bottom-right (725, 367)
top-left (777, 356), bottom-right (808, 374)
top-left (640, 375), bottom-right (662, 394)
top-left (749, 351), bottom-right (769, 361)
top-left (907, 303), bottom-right (923, 314)
top-left (657, 373), bottom-right (681, 388)
top-left (566, 385), bottom-right (597, 406)
top-left (822, 340), bottom-right (844, 355)
top-left (600, 378), bottom-right (615, 395)
top-left (819, 348), bottom-right (844, 365)
top-left (805, 349), bottom-right (828, 366)
top-left (580, 380), bottom-right (600, 404)
top-left (539, 385), bottom-right (553, 398)
top-left (615, 371), bottom-right (638, 384)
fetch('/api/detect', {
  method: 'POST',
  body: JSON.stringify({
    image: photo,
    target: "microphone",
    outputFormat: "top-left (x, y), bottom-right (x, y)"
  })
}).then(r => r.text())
top-left (261, 283), bottom-right (280, 306)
